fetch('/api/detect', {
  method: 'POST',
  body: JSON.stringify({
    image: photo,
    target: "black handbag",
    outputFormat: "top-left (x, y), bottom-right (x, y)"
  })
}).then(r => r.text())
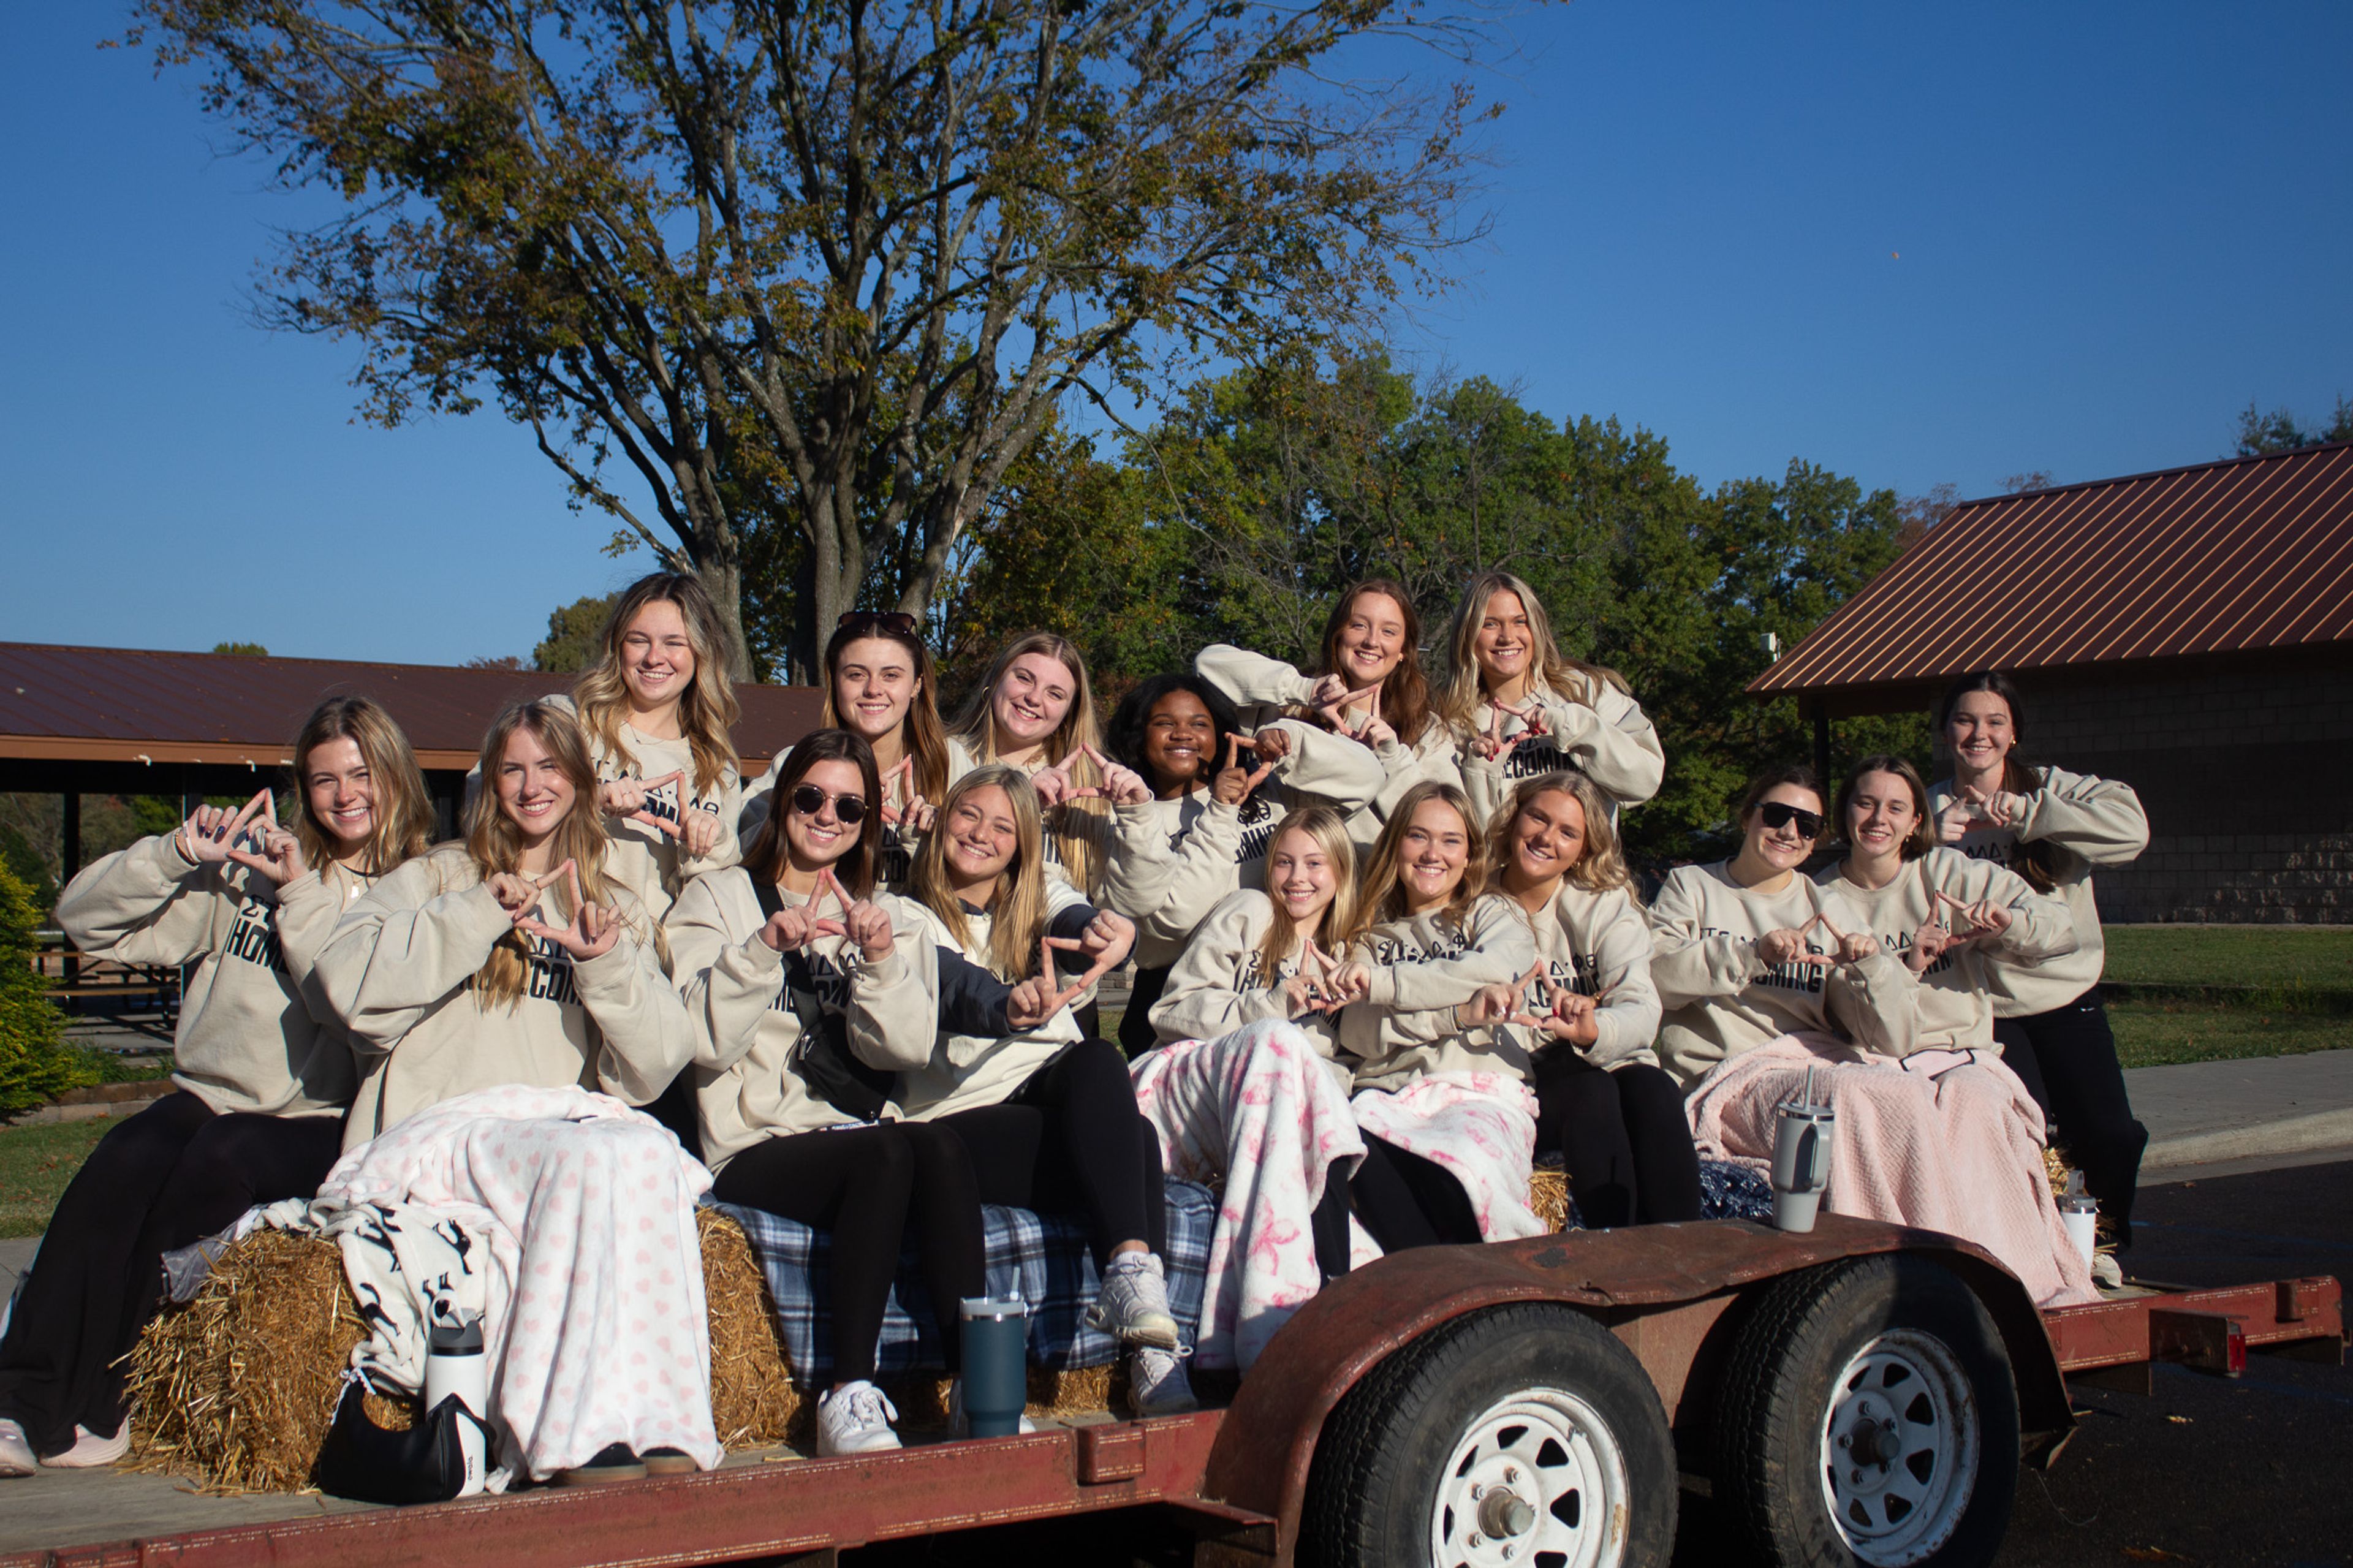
top-left (313, 1377), bottom-right (489, 1506)
top-left (751, 878), bottom-right (895, 1123)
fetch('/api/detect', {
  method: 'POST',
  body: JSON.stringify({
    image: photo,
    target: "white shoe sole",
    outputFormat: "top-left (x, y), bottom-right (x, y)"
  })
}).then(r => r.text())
top-left (40, 1430), bottom-right (129, 1469)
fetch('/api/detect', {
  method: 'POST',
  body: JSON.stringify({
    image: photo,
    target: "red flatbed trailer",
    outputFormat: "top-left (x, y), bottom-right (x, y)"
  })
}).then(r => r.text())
top-left (6, 1217), bottom-right (2339, 1568)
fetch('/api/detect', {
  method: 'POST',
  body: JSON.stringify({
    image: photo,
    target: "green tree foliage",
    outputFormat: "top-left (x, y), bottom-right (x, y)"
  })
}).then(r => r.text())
top-left (533, 594), bottom-right (618, 675)
top-left (959, 354), bottom-right (1926, 866)
top-left (0, 862), bottom-right (95, 1116)
top-left (2235, 397), bottom-right (2353, 456)
top-left (134, 0), bottom-right (1523, 680)
top-left (210, 641), bottom-right (269, 657)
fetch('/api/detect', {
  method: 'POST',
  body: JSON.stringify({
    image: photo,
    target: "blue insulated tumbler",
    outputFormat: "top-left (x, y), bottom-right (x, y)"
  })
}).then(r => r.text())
top-left (958, 1296), bottom-right (1030, 1438)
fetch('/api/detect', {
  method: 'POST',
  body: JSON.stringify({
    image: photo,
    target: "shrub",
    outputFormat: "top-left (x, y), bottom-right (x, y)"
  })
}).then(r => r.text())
top-left (0, 861), bottom-right (96, 1115)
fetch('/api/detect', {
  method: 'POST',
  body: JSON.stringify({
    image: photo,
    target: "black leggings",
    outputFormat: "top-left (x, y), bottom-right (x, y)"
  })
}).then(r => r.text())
top-left (713, 1121), bottom-right (983, 1385)
top-left (939, 1039), bottom-right (1166, 1270)
top-left (1995, 989), bottom-right (2148, 1246)
top-left (1117, 966), bottom-right (1173, 1059)
top-left (1348, 1135), bottom-right (1483, 1252)
top-left (1533, 1054), bottom-right (1705, 1228)
top-left (0, 1091), bottom-right (343, 1455)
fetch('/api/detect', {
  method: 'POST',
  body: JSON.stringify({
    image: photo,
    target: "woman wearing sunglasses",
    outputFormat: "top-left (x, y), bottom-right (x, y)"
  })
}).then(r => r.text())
top-left (740, 612), bottom-right (971, 888)
top-left (667, 729), bottom-right (988, 1457)
top-left (1929, 672), bottom-right (2151, 1249)
top-left (1655, 765), bottom-right (2096, 1306)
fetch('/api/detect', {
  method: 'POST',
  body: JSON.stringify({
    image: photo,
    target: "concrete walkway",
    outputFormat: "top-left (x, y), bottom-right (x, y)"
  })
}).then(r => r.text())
top-left (2131, 1049), bottom-right (2353, 1173)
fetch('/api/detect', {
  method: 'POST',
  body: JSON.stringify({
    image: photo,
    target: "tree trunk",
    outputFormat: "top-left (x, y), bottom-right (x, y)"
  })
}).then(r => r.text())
top-left (693, 556), bottom-right (755, 681)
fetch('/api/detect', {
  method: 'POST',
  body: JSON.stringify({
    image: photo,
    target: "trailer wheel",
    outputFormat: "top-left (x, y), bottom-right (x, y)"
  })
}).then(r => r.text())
top-left (1300, 1303), bottom-right (1675, 1568)
top-left (1715, 1256), bottom-right (2018, 1568)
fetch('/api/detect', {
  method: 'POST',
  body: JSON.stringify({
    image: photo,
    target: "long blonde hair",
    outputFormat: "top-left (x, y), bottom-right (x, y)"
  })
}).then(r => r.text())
top-left (572, 572), bottom-right (741, 797)
top-left (1438, 569), bottom-right (1629, 734)
top-left (464, 700), bottom-right (618, 1010)
top-left (289, 695), bottom-right (433, 877)
top-left (950, 631), bottom-right (1107, 893)
top-left (1256, 806), bottom-right (1359, 982)
top-left (1356, 781), bottom-right (1489, 930)
top-left (906, 765), bottom-right (1052, 984)
top-left (1485, 772), bottom-right (1635, 899)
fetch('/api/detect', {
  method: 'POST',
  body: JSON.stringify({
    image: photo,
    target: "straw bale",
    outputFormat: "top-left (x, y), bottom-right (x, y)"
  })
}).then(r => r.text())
top-left (1527, 1167), bottom-right (1570, 1232)
top-left (698, 1208), bottom-right (800, 1447)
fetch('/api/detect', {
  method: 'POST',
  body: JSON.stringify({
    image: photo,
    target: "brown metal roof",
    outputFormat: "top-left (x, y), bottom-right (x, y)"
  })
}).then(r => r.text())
top-left (1749, 441), bottom-right (2353, 707)
top-left (0, 643), bottom-right (824, 772)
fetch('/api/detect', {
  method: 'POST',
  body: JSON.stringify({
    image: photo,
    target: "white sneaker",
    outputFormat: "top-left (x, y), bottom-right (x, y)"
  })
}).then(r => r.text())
top-left (815, 1381), bottom-right (902, 1456)
top-left (1127, 1346), bottom-right (1199, 1417)
top-left (42, 1424), bottom-right (129, 1469)
top-left (947, 1378), bottom-right (1036, 1437)
top-left (0, 1420), bottom-right (35, 1478)
top-left (1086, 1252), bottom-right (1180, 1349)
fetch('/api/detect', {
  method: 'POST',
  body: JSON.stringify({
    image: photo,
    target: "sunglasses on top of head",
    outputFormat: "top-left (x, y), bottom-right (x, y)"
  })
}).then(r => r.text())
top-left (836, 610), bottom-right (917, 636)
top-left (789, 785), bottom-right (867, 825)
top-left (1755, 802), bottom-right (1824, 839)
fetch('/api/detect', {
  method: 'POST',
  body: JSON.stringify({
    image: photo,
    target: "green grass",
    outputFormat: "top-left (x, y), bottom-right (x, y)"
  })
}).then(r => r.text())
top-left (0, 1118), bottom-right (110, 1238)
top-left (2109, 996), bottom-right (2353, 1069)
top-left (2105, 925), bottom-right (2353, 993)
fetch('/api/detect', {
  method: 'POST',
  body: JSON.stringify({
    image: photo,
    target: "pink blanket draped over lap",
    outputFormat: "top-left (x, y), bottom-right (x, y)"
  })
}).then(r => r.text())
top-left (1686, 1035), bottom-right (2097, 1308)
top-left (320, 1084), bottom-right (722, 1479)
top-left (1349, 1070), bottom-right (1550, 1267)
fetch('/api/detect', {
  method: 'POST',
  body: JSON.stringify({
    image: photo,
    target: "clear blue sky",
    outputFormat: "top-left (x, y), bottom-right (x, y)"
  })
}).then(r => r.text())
top-left (4, 2), bottom-right (2349, 666)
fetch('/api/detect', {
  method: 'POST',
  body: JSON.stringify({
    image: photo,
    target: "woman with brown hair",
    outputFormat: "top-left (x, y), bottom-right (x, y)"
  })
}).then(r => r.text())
top-left (738, 612), bottom-right (971, 887)
top-left (1440, 569), bottom-right (1665, 827)
top-left (1195, 579), bottom-right (1461, 845)
top-left (1480, 771), bottom-right (1698, 1228)
top-left (4, 695), bottom-right (432, 1477)
top-left (568, 572), bottom-right (745, 921)
top-left (1928, 673), bottom-right (2151, 1246)
top-left (669, 729), bottom-right (987, 1455)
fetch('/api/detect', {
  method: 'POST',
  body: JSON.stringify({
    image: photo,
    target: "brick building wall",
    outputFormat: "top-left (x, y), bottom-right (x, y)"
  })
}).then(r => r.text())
top-left (1976, 648), bottom-right (2353, 924)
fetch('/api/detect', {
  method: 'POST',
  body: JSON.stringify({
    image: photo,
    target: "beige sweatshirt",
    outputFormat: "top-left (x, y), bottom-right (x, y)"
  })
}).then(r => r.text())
top-left (315, 846), bottom-right (696, 1149)
top-left (1336, 893), bottom-right (1539, 1091)
top-left (739, 734), bottom-right (977, 889)
top-left (1817, 847), bottom-right (2078, 1051)
top-left (1647, 862), bottom-right (1919, 1089)
top-left (1194, 644), bottom-right (1466, 847)
top-left (1147, 888), bottom-right (1346, 1075)
top-left (1490, 882), bottom-right (1664, 1074)
top-left (1122, 718), bottom-right (1390, 969)
top-left (665, 871), bottom-right (938, 1172)
top-left (898, 879), bottom-right (1094, 1121)
top-left (1925, 767), bottom-right (2148, 1017)
top-left (1458, 672), bottom-right (1666, 826)
top-left (55, 833), bottom-right (369, 1118)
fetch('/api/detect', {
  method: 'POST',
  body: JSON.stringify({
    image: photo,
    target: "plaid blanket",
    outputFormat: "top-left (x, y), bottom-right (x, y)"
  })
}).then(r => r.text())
top-left (1544, 1156), bottom-right (1776, 1231)
top-left (718, 1180), bottom-right (1216, 1384)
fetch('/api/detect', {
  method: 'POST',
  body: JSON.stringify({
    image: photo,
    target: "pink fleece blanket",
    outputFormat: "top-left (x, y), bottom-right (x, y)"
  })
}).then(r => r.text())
top-left (1686, 1036), bottom-right (2097, 1308)
top-left (1131, 1021), bottom-right (1365, 1370)
top-left (1349, 1070), bottom-right (1549, 1266)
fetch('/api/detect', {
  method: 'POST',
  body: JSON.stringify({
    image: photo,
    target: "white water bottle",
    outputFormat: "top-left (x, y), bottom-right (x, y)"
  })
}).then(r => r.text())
top-left (424, 1314), bottom-right (489, 1496)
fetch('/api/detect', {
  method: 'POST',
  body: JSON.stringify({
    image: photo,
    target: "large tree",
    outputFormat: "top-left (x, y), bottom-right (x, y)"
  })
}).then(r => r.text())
top-left (132, 0), bottom-right (1516, 678)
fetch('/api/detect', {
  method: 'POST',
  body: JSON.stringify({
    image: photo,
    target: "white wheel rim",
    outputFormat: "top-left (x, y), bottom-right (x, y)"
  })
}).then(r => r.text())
top-left (1817, 1328), bottom-right (1980, 1566)
top-left (1429, 1388), bottom-right (1631, 1568)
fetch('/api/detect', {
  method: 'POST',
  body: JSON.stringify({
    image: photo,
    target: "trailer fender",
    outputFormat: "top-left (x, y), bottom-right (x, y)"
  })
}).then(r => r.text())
top-left (1198, 1215), bottom-right (2072, 1561)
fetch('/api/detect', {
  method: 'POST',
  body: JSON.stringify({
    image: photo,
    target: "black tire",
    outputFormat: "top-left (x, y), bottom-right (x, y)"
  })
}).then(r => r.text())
top-left (1300, 1303), bottom-right (1677, 1568)
top-left (1713, 1256), bottom-right (2019, 1568)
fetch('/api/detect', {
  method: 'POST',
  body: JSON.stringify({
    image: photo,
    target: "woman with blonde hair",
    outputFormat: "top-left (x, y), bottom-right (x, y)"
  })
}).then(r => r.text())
top-left (1328, 781), bottom-right (1540, 1253)
top-left (1128, 806), bottom-right (1372, 1366)
top-left (4, 696), bottom-right (431, 1477)
top-left (898, 767), bottom-right (1194, 1416)
top-left (740, 612), bottom-right (971, 886)
top-left (1480, 772), bottom-right (1696, 1227)
top-left (1195, 579), bottom-right (1461, 846)
top-left (569, 572), bottom-right (745, 922)
top-left (1440, 569), bottom-right (1664, 827)
top-left (313, 698), bottom-right (713, 1485)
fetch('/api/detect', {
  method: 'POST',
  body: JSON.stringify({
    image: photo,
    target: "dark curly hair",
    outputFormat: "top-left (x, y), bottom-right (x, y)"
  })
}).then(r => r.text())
top-left (1105, 672), bottom-right (1246, 797)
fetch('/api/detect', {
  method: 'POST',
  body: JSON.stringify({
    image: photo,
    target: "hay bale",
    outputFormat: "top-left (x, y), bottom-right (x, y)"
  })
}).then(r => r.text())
top-left (124, 1229), bottom-right (368, 1493)
top-left (1527, 1167), bottom-right (1571, 1232)
top-left (698, 1208), bottom-right (800, 1447)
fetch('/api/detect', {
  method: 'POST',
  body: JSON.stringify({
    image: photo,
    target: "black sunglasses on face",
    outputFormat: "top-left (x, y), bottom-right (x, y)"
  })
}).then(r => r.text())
top-left (1756, 802), bottom-right (1824, 839)
top-left (790, 785), bottom-right (867, 825)
top-left (836, 610), bottom-right (917, 636)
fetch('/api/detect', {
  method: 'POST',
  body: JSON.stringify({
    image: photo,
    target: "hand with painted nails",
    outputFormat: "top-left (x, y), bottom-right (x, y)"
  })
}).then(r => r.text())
top-left (901, 792), bottom-right (936, 833)
top-left (514, 863), bottom-right (623, 961)
top-left (1535, 982), bottom-right (1603, 1047)
top-left (1006, 975), bottom-right (1060, 1032)
top-left (1284, 940), bottom-right (1349, 1015)
top-left (1458, 980), bottom-right (1523, 1029)
top-left (225, 824), bottom-right (309, 885)
top-left (178, 789), bottom-right (275, 868)
top-left (1317, 683), bottom-right (1384, 739)
top-left (1077, 908), bottom-right (1135, 969)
